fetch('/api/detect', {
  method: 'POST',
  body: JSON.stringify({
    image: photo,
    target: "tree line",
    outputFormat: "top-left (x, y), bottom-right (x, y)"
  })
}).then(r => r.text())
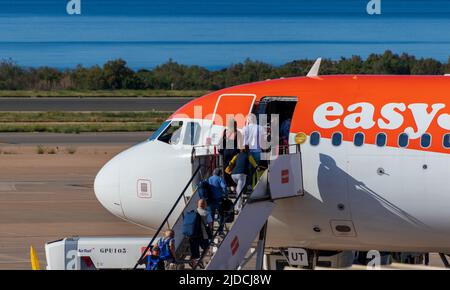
top-left (0, 50), bottom-right (448, 91)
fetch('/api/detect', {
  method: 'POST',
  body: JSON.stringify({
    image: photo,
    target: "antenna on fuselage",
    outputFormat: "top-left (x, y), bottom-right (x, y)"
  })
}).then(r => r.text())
top-left (306, 58), bottom-right (322, 77)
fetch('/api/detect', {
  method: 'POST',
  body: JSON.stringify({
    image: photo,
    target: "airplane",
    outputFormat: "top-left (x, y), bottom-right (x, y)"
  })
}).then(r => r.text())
top-left (93, 59), bottom-right (450, 265)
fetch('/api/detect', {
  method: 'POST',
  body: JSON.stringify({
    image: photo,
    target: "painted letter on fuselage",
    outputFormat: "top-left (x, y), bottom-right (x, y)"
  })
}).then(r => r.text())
top-left (343, 102), bottom-right (376, 129)
top-left (378, 103), bottom-right (406, 130)
top-left (405, 103), bottom-right (445, 139)
top-left (313, 102), bottom-right (344, 129)
top-left (437, 113), bottom-right (450, 130)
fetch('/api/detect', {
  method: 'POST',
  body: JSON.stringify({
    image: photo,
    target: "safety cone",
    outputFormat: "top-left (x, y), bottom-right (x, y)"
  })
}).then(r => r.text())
top-left (30, 245), bottom-right (41, 270)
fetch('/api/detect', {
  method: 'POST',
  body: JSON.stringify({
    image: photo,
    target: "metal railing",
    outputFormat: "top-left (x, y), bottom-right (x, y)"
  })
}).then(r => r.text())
top-left (133, 164), bottom-right (202, 269)
top-left (135, 142), bottom-right (302, 269)
top-left (133, 148), bottom-right (219, 269)
top-left (192, 167), bottom-right (268, 270)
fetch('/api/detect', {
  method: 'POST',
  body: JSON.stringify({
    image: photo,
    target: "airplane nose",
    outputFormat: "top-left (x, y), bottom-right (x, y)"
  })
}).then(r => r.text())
top-left (94, 158), bottom-right (125, 219)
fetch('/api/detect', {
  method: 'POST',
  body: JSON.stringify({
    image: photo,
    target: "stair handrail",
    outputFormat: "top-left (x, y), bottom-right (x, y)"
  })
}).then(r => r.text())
top-left (192, 170), bottom-right (263, 270)
top-left (133, 163), bottom-right (202, 269)
top-left (191, 144), bottom-right (302, 269)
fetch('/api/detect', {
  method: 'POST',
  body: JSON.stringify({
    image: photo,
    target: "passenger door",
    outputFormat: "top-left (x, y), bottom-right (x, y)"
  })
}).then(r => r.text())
top-left (209, 94), bottom-right (256, 145)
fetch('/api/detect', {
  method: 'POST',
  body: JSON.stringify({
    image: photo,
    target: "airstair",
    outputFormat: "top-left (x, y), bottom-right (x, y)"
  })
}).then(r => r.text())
top-left (134, 145), bottom-right (304, 270)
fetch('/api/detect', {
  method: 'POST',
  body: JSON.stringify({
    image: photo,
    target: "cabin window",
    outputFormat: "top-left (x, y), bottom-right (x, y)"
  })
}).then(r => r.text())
top-left (376, 133), bottom-right (387, 147)
top-left (353, 132), bottom-right (364, 147)
top-left (183, 122), bottom-right (201, 145)
top-left (420, 133), bottom-right (431, 148)
top-left (444, 134), bottom-right (450, 148)
top-left (149, 121), bottom-right (170, 141)
top-left (310, 132), bottom-right (320, 146)
top-left (332, 132), bottom-right (342, 146)
top-left (398, 133), bottom-right (409, 148)
top-left (157, 121), bottom-right (183, 145)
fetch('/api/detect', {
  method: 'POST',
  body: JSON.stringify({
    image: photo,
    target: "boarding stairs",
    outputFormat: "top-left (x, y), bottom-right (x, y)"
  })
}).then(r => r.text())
top-left (134, 145), bottom-right (304, 270)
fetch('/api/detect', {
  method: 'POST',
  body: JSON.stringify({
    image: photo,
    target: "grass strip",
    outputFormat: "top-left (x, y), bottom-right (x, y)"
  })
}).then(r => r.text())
top-left (0, 89), bottom-right (207, 98)
top-left (0, 111), bottom-right (171, 123)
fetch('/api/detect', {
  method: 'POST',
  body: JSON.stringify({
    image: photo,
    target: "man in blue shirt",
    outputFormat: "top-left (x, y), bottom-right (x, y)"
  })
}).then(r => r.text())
top-left (207, 168), bottom-right (228, 235)
top-left (280, 117), bottom-right (291, 154)
top-left (146, 247), bottom-right (165, 270)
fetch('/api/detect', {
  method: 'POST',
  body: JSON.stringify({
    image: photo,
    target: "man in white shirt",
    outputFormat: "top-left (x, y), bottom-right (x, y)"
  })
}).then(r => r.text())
top-left (243, 114), bottom-right (266, 164)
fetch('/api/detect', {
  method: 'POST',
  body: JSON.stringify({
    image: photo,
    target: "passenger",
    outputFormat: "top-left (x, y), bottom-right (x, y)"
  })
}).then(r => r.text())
top-left (243, 114), bottom-right (265, 165)
top-left (157, 229), bottom-right (176, 269)
top-left (280, 117), bottom-right (291, 154)
top-left (229, 146), bottom-right (258, 198)
top-left (146, 246), bottom-right (165, 270)
top-left (218, 118), bottom-right (242, 191)
top-left (189, 199), bottom-right (213, 269)
top-left (207, 168), bottom-right (228, 235)
top-left (243, 115), bottom-right (266, 187)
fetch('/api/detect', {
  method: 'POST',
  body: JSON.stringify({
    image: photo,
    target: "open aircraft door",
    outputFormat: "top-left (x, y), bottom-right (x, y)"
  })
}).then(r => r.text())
top-left (208, 94), bottom-right (256, 145)
top-left (268, 149), bottom-right (304, 200)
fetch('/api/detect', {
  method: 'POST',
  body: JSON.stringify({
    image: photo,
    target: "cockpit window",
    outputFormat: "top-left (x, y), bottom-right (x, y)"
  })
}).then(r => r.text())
top-left (149, 121), bottom-right (170, 141)
top-left (157, 121), bottom-right (184, 145)
top-left (183, 122), bottom-right (201, 145)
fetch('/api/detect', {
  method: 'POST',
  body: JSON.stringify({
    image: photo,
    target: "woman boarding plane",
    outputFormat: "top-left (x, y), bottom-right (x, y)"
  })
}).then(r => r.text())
top-left (95, 61), bottom-right (450, 254)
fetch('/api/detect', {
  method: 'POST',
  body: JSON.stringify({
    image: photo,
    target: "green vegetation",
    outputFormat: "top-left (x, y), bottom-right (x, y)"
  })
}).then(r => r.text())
top-left (47, 147), bottom-right (57, 154)
top-left (0, 123), bottom-right (160, 133)
top-left (0, 51), bottom-right (448, 133)
top-left (0, 89), bottom-right (206, 98)
top-left (1, 150), bottom-right (17, 155)
top-left (36, 145), bottom-right (46, 154)
top-left (36, 145), bottom-right (65, 154)
top-left (0, 51), bottom-right (448, 93)
top-left (0, 111), bottom-right (169, 133)
top-left (65, 146), bottom-right (77, 154)
top-left (0, 111), bottom-right (170, 123)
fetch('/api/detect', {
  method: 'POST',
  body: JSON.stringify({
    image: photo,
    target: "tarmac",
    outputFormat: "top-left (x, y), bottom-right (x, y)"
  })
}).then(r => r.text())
top-left (0, 132), bottom-right (447, 270)
top-left (0, 132), bottom-right (150, 145)
top-left (0, 134), bottom-right (152, 270)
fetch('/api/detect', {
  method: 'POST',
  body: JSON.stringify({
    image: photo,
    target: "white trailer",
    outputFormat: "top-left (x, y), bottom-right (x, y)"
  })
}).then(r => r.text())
top-left (45, 237), bottom-right (151, 270)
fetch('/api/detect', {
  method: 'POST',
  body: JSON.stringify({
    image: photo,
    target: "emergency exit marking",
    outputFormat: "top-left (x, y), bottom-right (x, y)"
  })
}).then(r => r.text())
top-left (231, 236), bottom-right (239, 256)
top-left (281, 169), bottom-right (289, 184)
top-left (137, 179), bottom-right (152, 198)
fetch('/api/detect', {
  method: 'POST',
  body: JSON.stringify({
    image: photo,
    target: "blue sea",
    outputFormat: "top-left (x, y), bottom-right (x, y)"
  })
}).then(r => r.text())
top-left (0, 0), bottom-right (448, 69)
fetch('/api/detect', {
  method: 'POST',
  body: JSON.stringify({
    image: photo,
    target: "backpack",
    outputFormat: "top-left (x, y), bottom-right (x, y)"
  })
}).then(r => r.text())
top-left (146, 255), bottom-right (163, 270)
top-left (182, 210), bottom-right (200, 237)
top-left (158, 238), bottom-right (174, 260)
top-left (220, 198), bottom-right (235, 223)
top-left (197, 180), bottom-right (213, 202)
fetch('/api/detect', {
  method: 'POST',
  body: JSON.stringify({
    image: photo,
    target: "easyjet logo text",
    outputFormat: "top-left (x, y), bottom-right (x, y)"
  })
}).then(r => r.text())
top-left (313, 102), bottom-right (450, 139)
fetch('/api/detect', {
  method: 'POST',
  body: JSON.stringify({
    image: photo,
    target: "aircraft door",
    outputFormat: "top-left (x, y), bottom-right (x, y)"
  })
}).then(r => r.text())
top-left (209, 94), bottom-right (256, 145)
top-left (268, 148), bottom-right (304, 199)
